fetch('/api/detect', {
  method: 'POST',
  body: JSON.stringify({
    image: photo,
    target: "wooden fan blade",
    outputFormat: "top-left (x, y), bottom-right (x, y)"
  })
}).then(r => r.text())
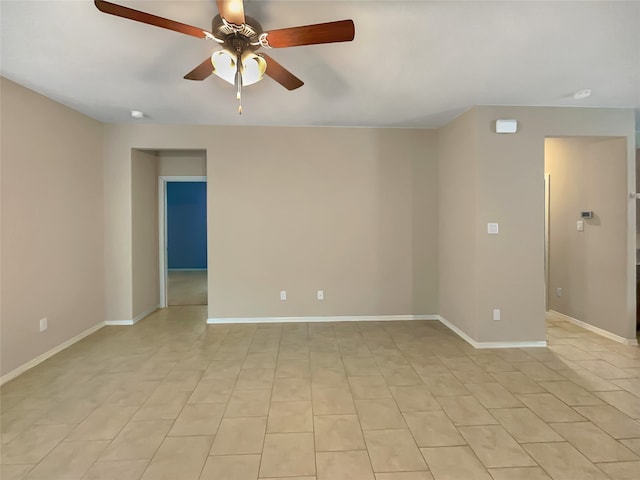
top-left (216, 0), bottom-right (245, 25)
top-left (261, 54), bottom-right (304, 90)
top-left (94, 0), bottom-right (211, 39)
top-left (265, 19), bottom-right (354, 48)
top-left (184, 58), bottom-right (214, 80)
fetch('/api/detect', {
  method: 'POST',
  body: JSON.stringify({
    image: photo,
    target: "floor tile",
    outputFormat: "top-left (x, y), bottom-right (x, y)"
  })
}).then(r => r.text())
top-left (490, 372), bottom-right (546, 394)
top-left (457, 425), bottom-right (536, 468)
top-left (210, 417), bottom-right (266, 455)
top-left (489, 407), bottom-right (563, 443)
top-left (99, 419), bottom-right (172, 461)
top-left (596, 461), bottom-right (640, 480)
top-left (131, 391), bottom-right (190, 421)
top-left (389, 385), bottom-right (441, 412)
top-left (375, 473), bottom-right (434, 480)
top-left (539, 381), bottom-right (604, 406)
top-left (199, 454), bottom-right (260, 480)
top-left (188, 379), bottom-right (234, 404)
top-left (436, 396), bottom-right (497, 426)
top-left (272, 377), bottom-right (312, 402)
top-left (311, 367), bottom-right (348, 387)
top-left (314, 414), bottom-right (365, 451)
top-left (168, 403), bottom-right (224, 436)
top-left (471, 354), bottom-right (516, 373)
top-left (549, 422), bottom-right (639, 463)
top-left (487, 467), bottom-right (551, 480)
top-left (595, 390), bottom-right (640, 419)
top-left (380, 365), bottom-right (422, 386)
top-left (82, 459), bottom-right (149, 480)
top-left (344, 358), bottom-right (381, 376)
top-left (421, 375), bottom-right (470, 396)
top-left (364, 429), bottom-right (427, 472)
top-left (355, 399), bottom-right (407, 430)
top-left (243, 352), bottom-right (277, 369)
top-left (22, 440), bottom-right (108, 479)
top-left (268, 401), bottom-right (313, 433)
top-left (611, 378), bottom-right (640, 396)
top-left (224, 389), bottom-right (271, 417)
top-left (66, 405), bottom-right (138, 440)
top-left (235, 368), bottom-right (275, 390)
top-left (349, 376), bottom-right (393, 399)
top-left (403, 411), bottom-right (465, 447)
top-left (3, 310), bottom-right (638, 480)
top-left (139, 435), bottom-right (212, 480)
top-left (557, 369), bottom-right (620, 392)
top-left (579, 360), bottom-right (635, 379)
top-left (0, 465), bottom-right (34, 480)
top-left (316, 451), bottom-right (375, 480)
top-left (515, 393), bottom-right (584, 423)
top-left (523, 442), bottom-right (609, 480)
top-left (312, 386), bottom-right (356, 414)
top-left (420, 446), bottom-right (493, 480)
top-left (621, 438), bottom-right (640, 456)
top-left (466, 383), bottom-right (523, 409)
top-left (276, 362), bottom-right (311, 379)
top-left (0, 424), bottom-right (74, 464)
top-left (260, 433), bottom-right (316, 477)
top-left (573, 404), bottom-right (640, 439)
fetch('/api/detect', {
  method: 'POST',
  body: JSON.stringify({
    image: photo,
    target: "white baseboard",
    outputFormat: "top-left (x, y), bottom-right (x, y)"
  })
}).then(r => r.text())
top-left (104, 319), bottom-right (135, 326)
top-left (105, 305), bottom-right (160, 326)
top-left (548, 310), bottom-right (638, 346)
top-left (0, 321), bottom-right (105, 386)
top-left (207, 314), bottom-right (439, 324)
top-left (437, 315), bottom-right (547, 349)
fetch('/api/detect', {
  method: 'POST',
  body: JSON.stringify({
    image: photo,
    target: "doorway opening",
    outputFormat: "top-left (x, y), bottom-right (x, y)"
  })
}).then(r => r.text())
top-left (159, 176), bottom-right (207, 307)
top-left (544, 136), bottom-right (634, 341)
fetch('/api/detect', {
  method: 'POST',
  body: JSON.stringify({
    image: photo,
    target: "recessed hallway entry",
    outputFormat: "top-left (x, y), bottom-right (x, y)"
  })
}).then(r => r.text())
top-left (160, 177), bottom-right (208, 307)
top-left (544, 137), bottom-right (633, 343)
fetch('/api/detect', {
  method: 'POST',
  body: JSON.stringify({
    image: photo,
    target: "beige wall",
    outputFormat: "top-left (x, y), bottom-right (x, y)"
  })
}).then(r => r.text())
top-left (545, 137), bottom-right (628, 337)
top-left (636, 146), bottom-right (640, 247)
top-left (158, 150), bottom-right (206, 177)
top-left (103, 125), bottom-right (438, 320)
top-left (131, 150), bottom-right (159, 318)
top-left (438, 106), bottom-right (636, 343)
top-left (438, 108), bottom-right (479, 339)
top-left (413, 130), bottom-right (439, 314)
top-left (0, 78), bottom-right (104, 376)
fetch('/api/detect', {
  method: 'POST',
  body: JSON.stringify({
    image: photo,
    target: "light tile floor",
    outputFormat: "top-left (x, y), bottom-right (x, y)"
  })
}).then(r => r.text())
top-left (1, 308), bottom-right (639, 480)
top-left (167, 271), bottom-right (207, 306)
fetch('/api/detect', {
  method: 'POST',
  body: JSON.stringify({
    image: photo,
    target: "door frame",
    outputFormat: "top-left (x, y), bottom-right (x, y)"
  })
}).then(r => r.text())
top-left (158, 175), bottom-right (207, 308)
top-left (544, 173), bottom-right (550, 311)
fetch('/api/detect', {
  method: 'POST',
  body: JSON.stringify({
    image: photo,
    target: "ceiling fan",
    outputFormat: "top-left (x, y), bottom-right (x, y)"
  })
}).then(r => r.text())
top-left (94, 0), bottom-right (355, 113)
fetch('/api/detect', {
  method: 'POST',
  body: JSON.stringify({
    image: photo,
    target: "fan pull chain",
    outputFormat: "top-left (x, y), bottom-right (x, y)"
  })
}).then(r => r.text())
top-left (235, 54), bottom-right (242, 114)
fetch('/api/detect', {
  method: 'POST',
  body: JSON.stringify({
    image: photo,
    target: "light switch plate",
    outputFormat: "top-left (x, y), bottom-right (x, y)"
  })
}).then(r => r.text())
top-left (577, 220), bottom-right (584, 231)
top-left (488, 223), bottom-right (499, 234)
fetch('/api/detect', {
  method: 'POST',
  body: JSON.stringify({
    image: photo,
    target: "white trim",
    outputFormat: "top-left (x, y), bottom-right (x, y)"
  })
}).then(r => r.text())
top-left (0, 321), bottom-right (105, 386)
top-left (437, 315), bottom-right (547, 349)
top-left (548, 310), bottom-right (638, 346)
top-left (104, 320), bottom-right (135, 326)
top-left (105, 304), bottom-right (160, 326)
top-left (158, 176), bottom-right (207, 308)
top-left (207, 314), bottom-right (439, 324)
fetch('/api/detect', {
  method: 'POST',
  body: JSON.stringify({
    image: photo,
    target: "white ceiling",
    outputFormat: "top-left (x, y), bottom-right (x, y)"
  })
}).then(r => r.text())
top-left (1, 0), bottom-right (639, 129)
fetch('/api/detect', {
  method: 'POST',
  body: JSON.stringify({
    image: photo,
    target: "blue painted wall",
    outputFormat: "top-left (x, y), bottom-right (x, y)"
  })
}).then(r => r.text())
top-left (167, 182), bottom-right (207, 269)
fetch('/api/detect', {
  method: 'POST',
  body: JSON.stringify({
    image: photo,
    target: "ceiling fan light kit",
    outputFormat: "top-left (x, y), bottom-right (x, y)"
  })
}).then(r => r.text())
top-left (94, 0), bottom-right (355, 114)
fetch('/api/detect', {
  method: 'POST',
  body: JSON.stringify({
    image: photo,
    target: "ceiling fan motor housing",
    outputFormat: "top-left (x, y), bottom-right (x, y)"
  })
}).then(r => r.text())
top-left (212, 14), bottom-right (263, 53)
